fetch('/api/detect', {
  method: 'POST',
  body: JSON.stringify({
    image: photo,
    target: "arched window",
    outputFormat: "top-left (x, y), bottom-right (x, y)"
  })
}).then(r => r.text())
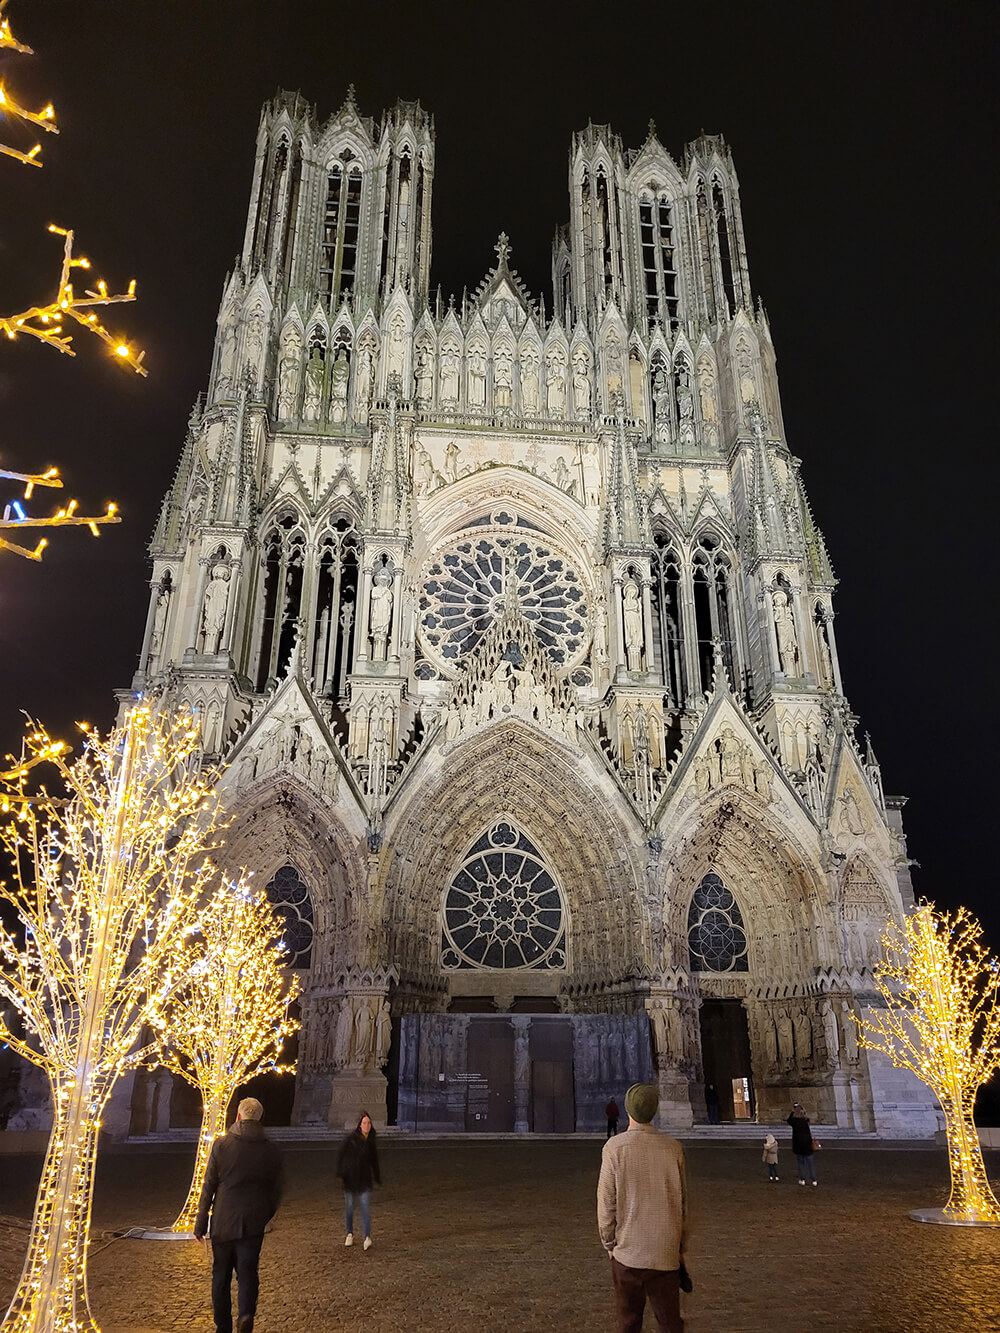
top-left (638, 189), bottom-right (679, 332)
top-left (313, 516), bottom-right (359, 698)
top-left (652, 532), bottom-right (684, 704)
top-left (687, 873), bottom-right (748, 972)
top-left (441, 822), bottom-right (566, 971)
top-left (712, 179), bottom-right (737, 315)
top-left (265, 864), bottom-right (314, 968)
top-left (259, 140), bottom-right (288, 272)
top-left (320, 152), bottom-right (363, 306)
top-left (255, 510), bottom-right (306, 689)
top-left (692, 534), bottom-right (737, 692)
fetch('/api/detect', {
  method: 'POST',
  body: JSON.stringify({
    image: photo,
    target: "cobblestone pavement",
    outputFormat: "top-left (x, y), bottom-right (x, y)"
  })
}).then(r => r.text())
top-left (2, 1141), bottom-right (999, 1332)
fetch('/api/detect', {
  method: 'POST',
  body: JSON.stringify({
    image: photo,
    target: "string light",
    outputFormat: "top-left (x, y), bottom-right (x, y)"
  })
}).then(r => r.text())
top-left (0, 705), bottom-right (229, 1331)
top-left (154, 881), bottom-right (301, 1234)
top-left (0, 3), bottom-right (145, 372)
top-left (1, 464), bottom-right (119, 561)
top-left (860, 902), bottom-right (1000, 1225)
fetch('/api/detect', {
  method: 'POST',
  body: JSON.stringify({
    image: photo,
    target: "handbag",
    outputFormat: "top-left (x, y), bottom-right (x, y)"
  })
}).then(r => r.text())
top-left (811, 1137), bottom-right (822, 1151)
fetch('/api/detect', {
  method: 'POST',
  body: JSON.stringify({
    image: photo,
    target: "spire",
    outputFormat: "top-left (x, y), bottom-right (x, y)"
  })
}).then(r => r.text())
top-left (602, 393), bottom-right (649, 552)
top-left (365, 374), bottom-right (412, 537)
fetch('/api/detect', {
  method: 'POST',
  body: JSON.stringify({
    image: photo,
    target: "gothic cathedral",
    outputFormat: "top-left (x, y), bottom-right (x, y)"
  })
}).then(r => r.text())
top-left (129, 91), bottom-right (934, 1137)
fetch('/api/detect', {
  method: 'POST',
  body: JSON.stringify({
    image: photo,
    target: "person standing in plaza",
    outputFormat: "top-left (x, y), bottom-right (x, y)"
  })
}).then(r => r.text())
top-left (337, 1110), bottom-right (381, 1250)
top-left (605, 1097), bottom-right (620, 1138)
top-left (762, 1132), bottom-right (779, 1181)
top-left (597, 1083), bottom-right (689, 1333)
top-left (787, 1103), bottom-right (818, 1186)
top-left (194, 1097), bottom-right (283, 1333)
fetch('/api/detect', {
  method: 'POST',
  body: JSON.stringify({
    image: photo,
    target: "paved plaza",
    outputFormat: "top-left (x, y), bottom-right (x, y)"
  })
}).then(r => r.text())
top-left (1, 1140), bottom-right (998, 1332)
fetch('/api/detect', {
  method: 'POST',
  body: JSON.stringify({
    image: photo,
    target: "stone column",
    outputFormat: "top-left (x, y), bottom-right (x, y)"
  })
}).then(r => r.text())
top-left (137, 578), bottom-right (161, 673)
top-left (389, 565), bottom-right (404, 663)
top-left (512, 1015), bottom-right (531, 1134)
top-left (221, 559), bottom-right (243, 658)
top-left (187, 555), bottom-right (211, 654)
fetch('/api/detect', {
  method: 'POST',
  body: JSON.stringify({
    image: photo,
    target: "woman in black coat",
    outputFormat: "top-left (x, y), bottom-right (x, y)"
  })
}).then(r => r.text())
top-left (787, 1103), bottom-right (818, 1186)
top-left (337, 1111), bottom-right (381, 1249)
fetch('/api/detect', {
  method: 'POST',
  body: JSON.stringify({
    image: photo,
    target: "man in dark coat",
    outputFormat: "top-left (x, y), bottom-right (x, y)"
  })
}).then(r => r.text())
top-left (194, 1097), bottom-right (283, 1333)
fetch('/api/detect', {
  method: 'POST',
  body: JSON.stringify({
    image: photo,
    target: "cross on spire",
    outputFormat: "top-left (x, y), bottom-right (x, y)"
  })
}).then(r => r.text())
top-left (494, 233), bottom-right (511, 268)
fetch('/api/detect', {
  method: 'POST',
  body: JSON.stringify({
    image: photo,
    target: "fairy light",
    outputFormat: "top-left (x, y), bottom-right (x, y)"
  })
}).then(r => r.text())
top-left (1, 464), bottom-right (119, 560)
top-left (860, 902), bottom-right (1000, 1225)
top-left (0, 705), bottom-right (230, 1331)
top-left (154, 881), bottom-right (301, 1234)
top-left (0, 3), bottom-right (145, 372)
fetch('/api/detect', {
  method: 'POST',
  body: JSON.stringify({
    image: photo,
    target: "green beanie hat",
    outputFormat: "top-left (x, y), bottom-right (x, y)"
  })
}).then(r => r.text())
top-left (624, 1083), bottom-right (658, 1124)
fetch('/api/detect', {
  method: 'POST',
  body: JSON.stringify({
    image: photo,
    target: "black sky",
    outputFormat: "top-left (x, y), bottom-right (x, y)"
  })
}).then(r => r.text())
top-left (1, 1), bottom-right (997, 944)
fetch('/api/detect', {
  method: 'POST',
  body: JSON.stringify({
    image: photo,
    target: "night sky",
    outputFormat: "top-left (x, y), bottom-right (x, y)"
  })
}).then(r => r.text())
top-left (1, 2), bottom-right (996, 948)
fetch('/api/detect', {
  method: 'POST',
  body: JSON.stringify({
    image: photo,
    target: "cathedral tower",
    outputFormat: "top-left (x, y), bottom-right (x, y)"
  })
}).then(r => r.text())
top-left (125, 92), bottom-right (932, 1139)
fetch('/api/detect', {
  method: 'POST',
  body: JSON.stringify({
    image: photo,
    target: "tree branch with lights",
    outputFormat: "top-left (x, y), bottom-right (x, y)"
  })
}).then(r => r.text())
top-left (860, 903), bottom-right (1000, 1225)
top-left (0, 705), bottom-right (226, 1333)
top-left (1, 1), bottom-right (145, 372)
top-left (1, 463), bottom-right (119, 560)
top-left (154, 881), bottom-right (300, 1235)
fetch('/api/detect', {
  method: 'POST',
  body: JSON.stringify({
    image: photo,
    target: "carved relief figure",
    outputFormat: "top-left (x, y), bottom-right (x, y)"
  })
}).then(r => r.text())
top-left (217, 310), bottom-right (239, 388)
top-left (793, 1009), bottom-right (813, 1063)
top-left (736, 340), bottom-right (757, 404)
top-left (676, 369), bottom-right (695, 448)
top-left (551, 455), bottom-right (575, 495)
top-left (276, 328), bottom-right (302, 417)
top-left (696, 355), bottom-right (719, 433)
top-left (386, 315), bottom-right (407, 384)
top-left (302, 349), bottom-right (324, 422)
top-left (369, 573), bottom-right (394, 661)
top-left (772, 590), bottom-right (800, 675)
top-left (149, 583), bottom-right (171, 658)
top-left (621, 578), bottom-right (644, 671)
top-left (355, 337), bottom-right (376, 423)
top-left (652, 365), bottom-right (671, 444)
top-left (820, 1000), bottom-right (840, 1068)
top-left (414, 343), bottom-right (434, 405)
top-left (604, 336), bottom-right (623, 398)
top-left (572, 354), bottom-right (591, 418)
top-left (839, 786), bottom-right (867, 837)
top-left (334, 998), bottom-right (355, 1069)
top-left (776, 1009), bottom-right (795, 1069)
top-left (719, 728), bottom-right (743, 781)
top-left (242, 308), bottom-right (265, 384)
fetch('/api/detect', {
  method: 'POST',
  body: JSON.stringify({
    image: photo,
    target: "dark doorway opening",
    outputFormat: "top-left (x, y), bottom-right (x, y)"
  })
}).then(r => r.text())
top-left (465, 1019), bottom-right (515, 1131)
top-left (699, 998), bottom-right (754, 1123)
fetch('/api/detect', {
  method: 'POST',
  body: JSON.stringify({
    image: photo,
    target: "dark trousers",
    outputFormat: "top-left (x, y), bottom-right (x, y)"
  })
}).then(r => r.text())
top-left (211, 1234), bottom-right (264, 1333)
top-left (606, 1117), bottom-right (619, 1139)
top-left (611, 1257), bottom-right (683, 1333)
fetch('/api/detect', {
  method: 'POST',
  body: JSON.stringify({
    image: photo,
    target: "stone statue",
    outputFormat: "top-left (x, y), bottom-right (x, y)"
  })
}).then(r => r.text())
top-left (519, 349), bottom-right (540, 413)
top-left (467, 347), bottom-right (487, 407)
top-left (772, 590), bottom-right (800, 675)
top-left (355, 339), bottom-right (375, 423)
top-left (776, 1009), bottom-right (795, 1069)
top-left (494, 348), bottom-right (513, 408)
top-left (754, 762), bottom-right (774, 802)
top-left (621, 578), bottom-right (644, 671)
top-left (200, 565), bottom-right (230, 655)
top-left (415, 445), bottom-right (436, 494)
top-left (793, 1009), bottom-right (813, 1062)
top-left (439, 344), bottom-right (460, 402)
top-left (546, 357), bottom-right (566, 418)
top-left (676, 369), bottom-right (695, 446)
top-left (693, 752), bottom-right (713, 796)
top-left (763, 1014), bottom-right (778, 1070)
top-left (842, 1002), bottom-right (859, 1063)
top-left (604, 338), bottom-right (623, 397)
top-left (719, 728), bottom-right (742, 781)
top-left (696, 356), bottom-right (719, 427)
top-left (820, 1000), bottom-right (840, 1068)
top-left (816, 620), bottom-right (834, 685)
top-left (302, 349), bottom-right (324, 422)
top-left (572, 358), bottom-right (591, 418)
top-left (387, 317), bottom-right (407, 383)
top-left (334, 998), bottom-right (355, 1069)
top-left (353, 996), bottom-right (375, 1069)
top-left (369, 574), bottom-right (394, 661)
top-left (277, 354), bottom-right (300, 419)
top-left (150, 584), bottom-right (170, 657)
top-left (329, 348), bottom-right (350, 424)
top-left (414, 344), bottom-right (434, 405)
top-left (652, 366), bottom-right (671, 443)
top-left (217, 313), bottom-right (238, 388)
top-left (551, 455), bottom-right (574, 494)
top-left (839, 786), bottom-right (866, 836)
top-left (375, 1000), bottom-right (392, 1066)
top-left (443, 441), bottom-right (461, 483)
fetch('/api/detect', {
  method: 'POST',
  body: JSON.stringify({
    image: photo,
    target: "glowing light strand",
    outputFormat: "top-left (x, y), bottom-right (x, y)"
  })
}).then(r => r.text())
top-left (0, 706), bottom-right (228, 1332)
top-left (1, 463), bottom-right (119, 561)
top-left (154, 882), bottom-right (300, 1234)
top-left (859, 902), bottom-right (1000, 1224)
top-left (0, 3), bottom-right (145, 372)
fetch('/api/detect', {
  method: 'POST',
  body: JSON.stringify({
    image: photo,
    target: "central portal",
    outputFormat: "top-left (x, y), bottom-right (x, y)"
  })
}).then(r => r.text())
top-left (699, 998), bottom-right (754, 1122)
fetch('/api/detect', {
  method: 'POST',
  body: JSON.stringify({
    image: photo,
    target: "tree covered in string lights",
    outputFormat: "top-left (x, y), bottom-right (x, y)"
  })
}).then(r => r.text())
top-left (0, 705), bottom-right (225, 1332)
top-left (157, 881), bottom-right (300, 1235)
top-left (860, 903), bottom-right (1000, 1225)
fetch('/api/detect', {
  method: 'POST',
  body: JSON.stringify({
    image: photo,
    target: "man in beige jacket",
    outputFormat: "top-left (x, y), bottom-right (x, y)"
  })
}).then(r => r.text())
top-left (597, 1082), bottom-right (689, 1333)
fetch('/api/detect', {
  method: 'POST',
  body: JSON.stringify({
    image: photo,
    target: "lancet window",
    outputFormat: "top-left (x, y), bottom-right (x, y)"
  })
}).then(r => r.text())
top-left (264, 864), bottom-right (314, 969)
top-left (254, 510), bottom-right (306, 690)
top-left (441, 822), bottom-right (566, 971)
top-left (320, 152), bottom-right (363, 306)
top-left (712, 180), bottom-right (738, 315)
top-left (696, 180), bottom-right (716, 318)
top-left (651, 534), bottom-right (685, 704)
top-left (692, 535), bottom-right (738, 693)
top-left (257, 140), bottom-right (288, 272)
top-left (312, 517), bottom-right (359, 699)
top-left (639, 191), bottom-right (679, 332)
top-left (687, 873), bottom-right (748, 973)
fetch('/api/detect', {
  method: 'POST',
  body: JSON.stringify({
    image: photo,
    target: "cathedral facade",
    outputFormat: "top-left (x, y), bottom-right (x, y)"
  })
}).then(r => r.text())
top-left (127, 90), bottom-right (935, 1137)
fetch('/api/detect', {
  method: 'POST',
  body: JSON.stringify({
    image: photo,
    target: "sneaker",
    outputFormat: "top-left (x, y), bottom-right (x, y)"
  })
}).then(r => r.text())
top-left (812, 1181), bottom-right (818, 1187)
top-left (237, 1318), bottom-right (254, 1333)
top-left (363, 1236), bottom-right (373, 1251)
top-left (774, 1176), bottom-right (779, 1181)
top-left (799, 1179), bottom-right (806, 1186)
top-left (345, 1233), bottom-right (354, 1246)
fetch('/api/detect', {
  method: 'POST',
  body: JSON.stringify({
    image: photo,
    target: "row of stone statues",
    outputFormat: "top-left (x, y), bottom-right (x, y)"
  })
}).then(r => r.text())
top-left (752, 998), bottom-right (857, 1075)
top-left (692, 727), bottom-right (774, 802)
top-left (305, 993), bottom-right (392, 1073)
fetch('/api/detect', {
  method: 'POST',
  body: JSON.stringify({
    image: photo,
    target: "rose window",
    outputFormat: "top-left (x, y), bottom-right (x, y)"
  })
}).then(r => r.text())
top-left (418, 529), bottom-right (589, 674)
top-left (687, 873), bottom-right (748, 972)
top-left (265, 863), bottom-right (314, 968)
top-left (441, 822), bottom-right (566, 970)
